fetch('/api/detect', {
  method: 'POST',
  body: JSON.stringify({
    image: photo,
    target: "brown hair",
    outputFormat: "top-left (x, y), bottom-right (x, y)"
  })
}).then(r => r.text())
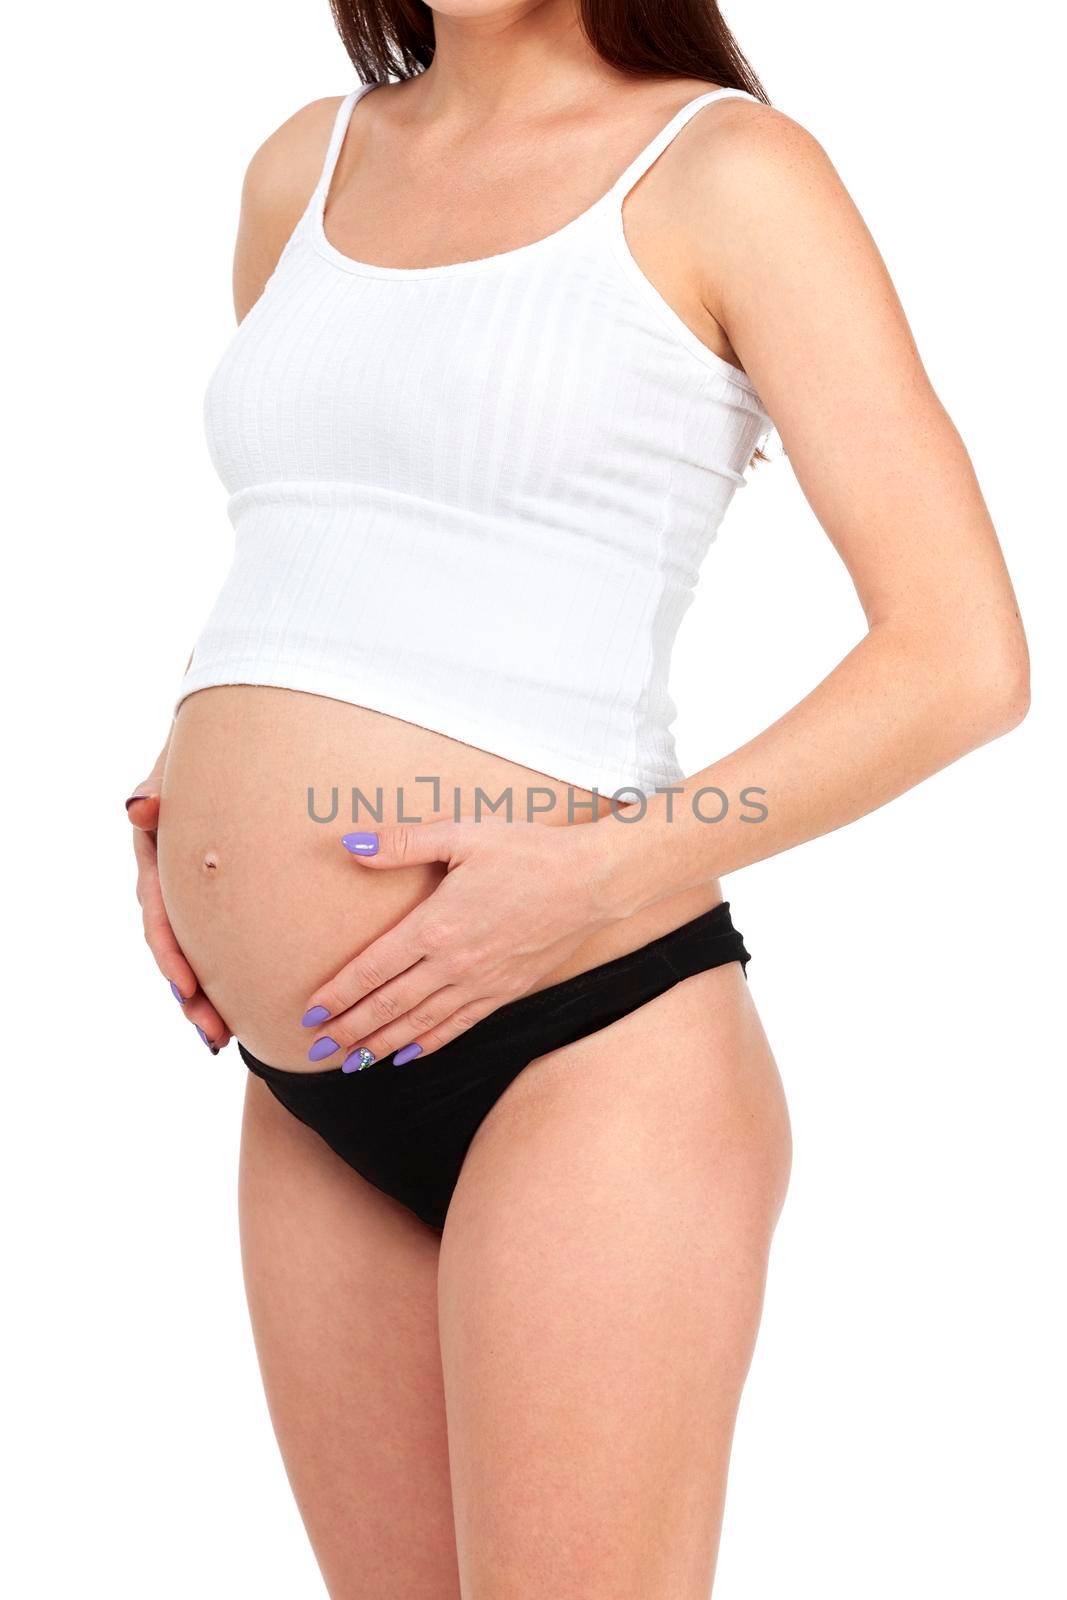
top-left (328, 0), bottom-right (768, 101)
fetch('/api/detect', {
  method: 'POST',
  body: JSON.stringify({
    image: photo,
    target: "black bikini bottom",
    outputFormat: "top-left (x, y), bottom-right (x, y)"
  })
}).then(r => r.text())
top-left (240, 900), bottom-right (750, 1232)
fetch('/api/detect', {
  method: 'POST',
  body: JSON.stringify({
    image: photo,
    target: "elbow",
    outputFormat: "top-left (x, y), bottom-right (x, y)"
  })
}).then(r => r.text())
top-left (992, 656), bottom-right (1031, 736)
top-left (957, 617), bottom-right (1031, 743)
top-left (978, 667), bottom-right (1030, 742)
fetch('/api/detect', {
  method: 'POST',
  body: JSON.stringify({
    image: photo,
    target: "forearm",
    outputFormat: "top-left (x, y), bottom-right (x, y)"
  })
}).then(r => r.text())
top-left (595, 617), bottom-right (1029, 917)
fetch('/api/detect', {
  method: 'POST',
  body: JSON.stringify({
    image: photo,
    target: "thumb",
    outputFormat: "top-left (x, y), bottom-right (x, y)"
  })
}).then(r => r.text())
top-left (126, 788), bottom-right (161, 831)
top-left (339, 821), bottom-right (461, 869)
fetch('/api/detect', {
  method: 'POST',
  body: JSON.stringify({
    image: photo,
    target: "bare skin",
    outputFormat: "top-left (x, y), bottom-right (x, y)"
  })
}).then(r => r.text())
top-left (156, 689), bottom-right (722, 1070)
top-left (128, 0), bottom-right (1028, 1593)
top-left (238, 1078), bottom-right (462, 1599)
top-left (240, 961), bottom-right (789, 1600)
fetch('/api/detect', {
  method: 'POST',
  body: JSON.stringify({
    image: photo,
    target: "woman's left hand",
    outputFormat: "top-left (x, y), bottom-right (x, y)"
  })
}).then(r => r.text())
top-left (300, 819), bottom-right (631, 1070)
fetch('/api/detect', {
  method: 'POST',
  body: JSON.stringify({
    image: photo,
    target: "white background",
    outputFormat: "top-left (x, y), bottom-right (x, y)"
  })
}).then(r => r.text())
top-left (3, 2), bottom-right (1063, 1594)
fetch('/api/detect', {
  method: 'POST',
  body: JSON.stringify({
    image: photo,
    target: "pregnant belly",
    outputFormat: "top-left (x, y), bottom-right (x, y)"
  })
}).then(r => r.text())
top-left (157, 686), bottom-right (721, 1071)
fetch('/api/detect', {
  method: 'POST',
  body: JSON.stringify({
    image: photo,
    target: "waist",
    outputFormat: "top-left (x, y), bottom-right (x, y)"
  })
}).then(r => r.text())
top-left (156, 686), bottom-right (722, 1071)
top-left (178, 481), bottom-right (705, 794)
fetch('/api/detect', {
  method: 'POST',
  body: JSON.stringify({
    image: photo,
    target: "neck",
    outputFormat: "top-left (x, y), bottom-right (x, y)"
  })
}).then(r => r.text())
top-left (417, 0), bottom-right (620, 120)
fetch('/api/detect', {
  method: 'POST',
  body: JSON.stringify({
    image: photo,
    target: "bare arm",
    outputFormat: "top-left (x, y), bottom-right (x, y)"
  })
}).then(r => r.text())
top-left (232, 96), bottom-right (342, 320)
top-left (595, 102), bottom-right (1029, 912)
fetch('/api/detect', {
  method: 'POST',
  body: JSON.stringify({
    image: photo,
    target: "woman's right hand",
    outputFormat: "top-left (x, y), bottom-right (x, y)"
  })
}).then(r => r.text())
top-left (128, 755), bottom-right (231, 1054)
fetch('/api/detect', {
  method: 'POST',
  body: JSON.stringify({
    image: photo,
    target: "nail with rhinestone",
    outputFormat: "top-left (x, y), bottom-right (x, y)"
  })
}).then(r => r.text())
top-left (342, 1047), bottom-right (376, 1074)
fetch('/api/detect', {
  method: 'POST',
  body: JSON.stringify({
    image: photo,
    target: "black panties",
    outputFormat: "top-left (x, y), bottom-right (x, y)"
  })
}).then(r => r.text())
top-left (240, 901), bottom-right (750, 1232)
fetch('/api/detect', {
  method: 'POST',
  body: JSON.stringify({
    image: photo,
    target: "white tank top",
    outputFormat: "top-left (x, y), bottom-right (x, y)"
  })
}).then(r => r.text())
top-left (180, 82), bottom-right (775, 795)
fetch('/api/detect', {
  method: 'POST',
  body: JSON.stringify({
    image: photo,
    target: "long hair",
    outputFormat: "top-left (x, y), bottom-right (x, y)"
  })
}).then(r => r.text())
top-left (329, 0), bottom-right (768, 100)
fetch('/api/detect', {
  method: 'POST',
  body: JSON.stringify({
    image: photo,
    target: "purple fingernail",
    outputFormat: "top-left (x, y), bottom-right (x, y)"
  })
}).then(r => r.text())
top-left (394, 1043), bottom-right (422, 1066)
top-left (342, 1047), bottom-right (376, 1074)
top-left (195, 1025), bottom-right (212, 1048)
top-left (308, 1036), bottom-right (340, 1062)
top-left (170, 981), bottom-right (186, 1005)
top-left (341, 832), bottom-right (379, 856)
top-left (125, 791), bottom-right (154, 809)
top-left (301, 1005), bottom-right (331, 1027)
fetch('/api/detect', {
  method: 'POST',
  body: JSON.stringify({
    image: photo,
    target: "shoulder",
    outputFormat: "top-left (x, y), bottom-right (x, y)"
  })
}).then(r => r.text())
top-left (240, 94), bottom-right (348, 220)
top-left (678, 94), bottom-right (856, 239)
top-left (232, 95), bottom-right (348, 320)
top-left (669, 92), bottom-right (872, 312)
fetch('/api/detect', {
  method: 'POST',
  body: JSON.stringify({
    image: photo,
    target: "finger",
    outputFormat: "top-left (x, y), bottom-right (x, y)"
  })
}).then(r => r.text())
top-left (306, 974), bottom-right (456, 1066)
top-left (126, 791), bottom-right (161, 831)
top-left (183, 993), bottom-right (232, 1054)
top-left (169, 965), bottom-right (232, 1054)
top-left (130, 823), bottom-right (233, 1050)
top-left (370, 994), bottom-right (502, 1068)
top-left (308, 957), bottom-right (449, 1055)
top-left (338, 820), bottom-right (462, 871)
top-left (132, 828), bottom-right (202, 1001)
top-left (148, 902), bottom-right (232, 1052)
top-left (301, 906), bottom-right (442, 1027)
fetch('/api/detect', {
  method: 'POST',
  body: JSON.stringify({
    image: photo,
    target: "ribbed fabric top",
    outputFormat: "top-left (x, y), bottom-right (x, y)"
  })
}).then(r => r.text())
top-left (180, 82), bottom-right (775, 794)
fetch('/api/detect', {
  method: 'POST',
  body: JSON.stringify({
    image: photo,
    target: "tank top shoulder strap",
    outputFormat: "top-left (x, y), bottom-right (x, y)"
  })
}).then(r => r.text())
top-left (608, 87), bottom-right (759, 204)
top-left (314, 82), bottom-right (378, 201)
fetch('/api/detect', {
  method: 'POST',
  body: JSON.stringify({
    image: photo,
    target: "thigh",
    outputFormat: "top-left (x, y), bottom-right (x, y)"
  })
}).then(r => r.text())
top-left (437, 962), bottom-right (791, 1600)
top-left (238, 1076), bottom-right (461, 1600)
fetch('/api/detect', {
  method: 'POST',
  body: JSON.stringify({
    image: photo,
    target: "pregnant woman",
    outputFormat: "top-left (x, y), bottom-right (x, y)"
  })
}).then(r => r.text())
top-left (127, 1), bottom-right (1029, 1594)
